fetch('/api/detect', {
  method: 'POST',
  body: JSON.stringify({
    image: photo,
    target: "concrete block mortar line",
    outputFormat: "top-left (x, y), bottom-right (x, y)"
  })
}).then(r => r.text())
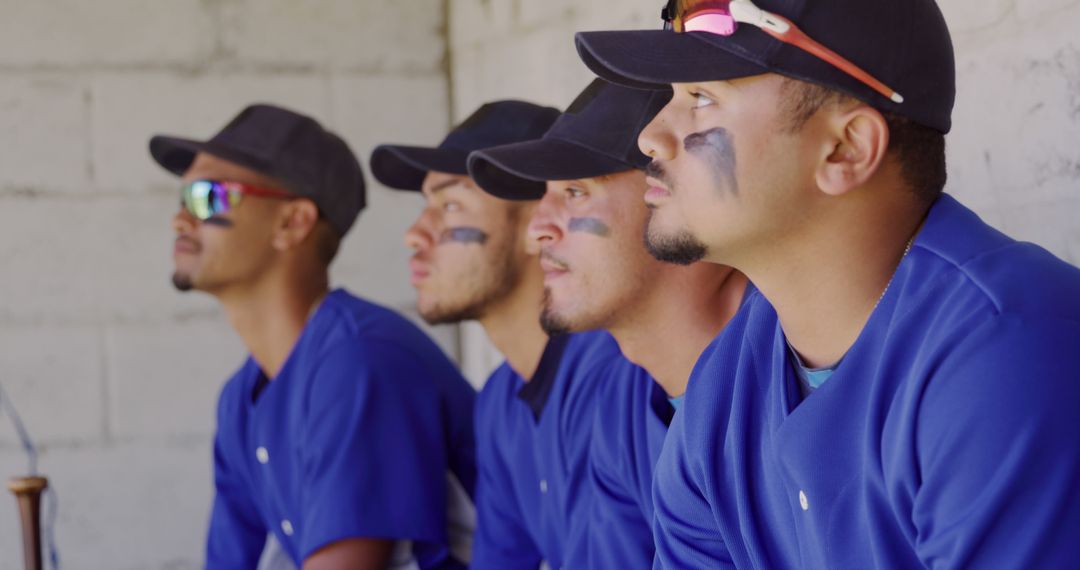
top-left (0, 304), bottom-right (223, 323)
top-left (83, 77), bottom-right (96, 186)
top-left (0, 180), bottom-right (173, 198)
top-left (100, 323), bottom-right (113, 444)
top-left (0, 59), bottom-right (445, 78)
top-left (204, 0), bottom-right (239, 64)
top-left (321, 68), bottom-right (339, 134)
top-left (447, 14), bottom-right (580, 53)
top-left (0, 309), bottom-right (227, 334)
top-left (0, 432), bottom-right (212, 454)
top-left (513, 1), bottom-right (582, 35)
top-left (442, 0), bottom-right (459, 124)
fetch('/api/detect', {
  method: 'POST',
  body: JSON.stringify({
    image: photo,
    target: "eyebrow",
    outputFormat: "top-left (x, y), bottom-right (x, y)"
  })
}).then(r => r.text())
top-left (426, 178), bottom-right (464, 194)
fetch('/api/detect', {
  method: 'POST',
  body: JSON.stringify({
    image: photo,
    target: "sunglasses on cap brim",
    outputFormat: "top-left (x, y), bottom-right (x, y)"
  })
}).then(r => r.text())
top-left (180, 179), bottom-right (294, 221)
top-left (661, 0), bottom-right (903, 104)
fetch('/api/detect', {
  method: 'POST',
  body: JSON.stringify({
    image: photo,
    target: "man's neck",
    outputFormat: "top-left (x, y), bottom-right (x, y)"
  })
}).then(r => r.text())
top-left (612, 264), bottom-right (748, 398)
top-left (216, 267), bottom-right (330, 380)
top-left (746, 196), bottom-right (928, 368)
top-left (478, 266), bottom-right (549, 381)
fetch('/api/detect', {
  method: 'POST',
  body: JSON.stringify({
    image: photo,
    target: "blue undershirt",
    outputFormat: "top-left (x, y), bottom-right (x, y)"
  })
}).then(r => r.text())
top-left (787, 343), bottom-right (839, 399)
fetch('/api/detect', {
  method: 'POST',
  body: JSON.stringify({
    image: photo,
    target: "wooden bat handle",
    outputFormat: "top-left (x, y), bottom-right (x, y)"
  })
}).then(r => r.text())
top-left (9, 476), bottom-right (48, 570)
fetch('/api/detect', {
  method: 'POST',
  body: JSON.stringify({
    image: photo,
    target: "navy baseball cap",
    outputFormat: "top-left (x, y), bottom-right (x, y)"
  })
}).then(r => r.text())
top-left (150, 103), bottom-right (366, 236)
top-left (370, 100), bottom-right (561, 192)
top-left (575, 0), bottom-right (955, 133)
top-left (468, 79), bottom-right (672, 201)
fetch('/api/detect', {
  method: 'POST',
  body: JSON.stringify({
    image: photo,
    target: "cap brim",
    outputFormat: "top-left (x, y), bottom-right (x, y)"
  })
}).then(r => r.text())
top-left (469, 139), bottom-right (632, 201)
top-left (369, 145), bottom-right (470, 192)
top-left (149, 136), bottom-right (276, 179)
top-left (575, 30), bottom-right (767, 89)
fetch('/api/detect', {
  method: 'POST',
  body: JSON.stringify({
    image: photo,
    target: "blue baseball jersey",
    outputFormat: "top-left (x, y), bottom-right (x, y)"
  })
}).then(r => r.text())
top-left (471, 331), bottom-right (623, 570)
top-left (584, 359), bottom-right (670, 569)
top-left (206, 289), bottom-right (477, 569)
top-left (653, 194), bottom-right (1080, 568)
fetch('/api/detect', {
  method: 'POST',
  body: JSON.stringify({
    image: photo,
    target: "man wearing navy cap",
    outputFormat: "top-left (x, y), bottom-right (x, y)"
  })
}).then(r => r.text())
top-left (468, 79), bottom-right (749, 569)
top-left (576, 0), bottom-right (1080, 567)
top-left (372, 101), bottom-right (627, 569)
top-left (152, 103), bottom-right (477, 570)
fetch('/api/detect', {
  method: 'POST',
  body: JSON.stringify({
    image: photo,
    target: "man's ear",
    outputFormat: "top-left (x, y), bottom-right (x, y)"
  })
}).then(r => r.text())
top-left (815, 103), bottom-right (889, 197)
top-left (272, 199), bottom-right (320, 251)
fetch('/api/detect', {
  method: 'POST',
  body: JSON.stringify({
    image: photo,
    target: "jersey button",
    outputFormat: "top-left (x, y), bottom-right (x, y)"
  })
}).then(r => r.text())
top-left (539, 479), bottom-right (548, 494)
top-left (799, 490), bottom-right (809, 511)
top-left (281, 519), bottom-right (294, 536)
top-left (256, 447), bottom-right (270, 464)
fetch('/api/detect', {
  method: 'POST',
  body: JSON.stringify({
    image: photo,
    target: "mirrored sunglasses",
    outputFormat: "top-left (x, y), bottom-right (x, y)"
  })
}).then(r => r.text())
top-left (180, 179), bottom-right (293, 221)
top-left (662, 0), bottom-right (904, 103)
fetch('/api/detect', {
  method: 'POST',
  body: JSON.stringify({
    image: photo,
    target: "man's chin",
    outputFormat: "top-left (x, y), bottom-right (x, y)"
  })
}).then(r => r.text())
top-left (539, 309), bottom-right (571, 336)
top-left (417, 299), bottom-right (483, 326)
top-left (171, 272), bottom-right (195, 292)
top-left (540, 294), bottom-right (591, 336)
top-left (644, 222), bottom-right (708, 266)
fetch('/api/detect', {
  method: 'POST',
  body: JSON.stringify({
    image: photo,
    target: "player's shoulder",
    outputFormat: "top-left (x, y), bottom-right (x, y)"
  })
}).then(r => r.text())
top-left (925, 312), bottom-right (1080, 403)
top-left (559, 330), bottom-right (625, 380)
top-left (318, 289), bottom-right (432, 345)
top-left (314, 288), bottom-right (462, 376)
top-left (677, 289), bottom-right (782, 456)
top-left (594, 355), bottom-right (654, 407)
top-left (691, 289), bottom-right (778, 390)
top-left (216, 357), bottom-right (260, 409)
top-left (910, 195), bottom-right (1080, 323)
top-left (896, 197), bottom-right (1080, 427)
top-left (477, 361), bottom-right (520, 408)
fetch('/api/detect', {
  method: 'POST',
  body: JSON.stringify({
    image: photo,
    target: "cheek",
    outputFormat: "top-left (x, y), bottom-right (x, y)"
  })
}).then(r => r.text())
top-left (432, 244), bottom-right (481, 276)
top-left (574, 239), bottom-right (626, 288)
top-left (666, 185), bottom-right (724, 245)
top-left (191, 230), bottom-right (227, 263)
top-left (670, 166), bottom-right (717, 216)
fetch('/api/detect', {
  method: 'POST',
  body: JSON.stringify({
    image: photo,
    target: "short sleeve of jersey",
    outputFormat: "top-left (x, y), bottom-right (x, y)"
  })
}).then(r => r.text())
top-left (206, 376), bottom-right (268, 569)
top-left (470, 367), bottom-right (543, 570)
top-left (297, 339), bottom-right (450, 560)
top-left (651, 408), bottom-right (737, 569)
top-left (584, 366), bottom-right (657, 569)
top-left (911, 315), bottom-right (1080, 568)
top-left (652, 310), bottom-right (760, 570)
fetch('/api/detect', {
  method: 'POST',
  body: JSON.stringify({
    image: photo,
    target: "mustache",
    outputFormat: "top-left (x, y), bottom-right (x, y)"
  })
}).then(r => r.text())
top-left (644, 160), bottom-right (674, 188)
top-left (539, 248), bottom-right (570, 271)
top-left (174, 235), bottom-right (201, 252)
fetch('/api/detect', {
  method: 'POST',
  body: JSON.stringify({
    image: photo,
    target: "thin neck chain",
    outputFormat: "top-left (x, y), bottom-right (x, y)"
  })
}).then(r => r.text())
top-left (875, 229), bottom-right (920, 309)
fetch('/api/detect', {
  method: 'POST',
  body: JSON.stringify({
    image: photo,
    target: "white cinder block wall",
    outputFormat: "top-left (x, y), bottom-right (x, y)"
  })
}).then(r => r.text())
top-left (448, 0), bottom-right (1080, 375)
top-left (1, 0), bottom-right (1078, 568)
top-left (0, 2), bottom-right (457, 568)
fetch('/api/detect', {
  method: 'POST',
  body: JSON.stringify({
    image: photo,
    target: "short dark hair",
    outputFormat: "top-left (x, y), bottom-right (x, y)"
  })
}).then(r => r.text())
top-left (312, 220), bottom-right (342, 267)
top-left (778, 78), bottom-right (947, 204)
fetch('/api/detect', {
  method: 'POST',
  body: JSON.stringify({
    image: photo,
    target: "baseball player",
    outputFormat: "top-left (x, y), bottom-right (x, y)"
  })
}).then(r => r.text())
top-left (153, 103), bottom-right (477, 569)
top-left (575, 0), bottom-right (1080, 567)
top-left (372, 100), bottom-right (629, 569)
top-left (468, 79), bottom-right (750, 568)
